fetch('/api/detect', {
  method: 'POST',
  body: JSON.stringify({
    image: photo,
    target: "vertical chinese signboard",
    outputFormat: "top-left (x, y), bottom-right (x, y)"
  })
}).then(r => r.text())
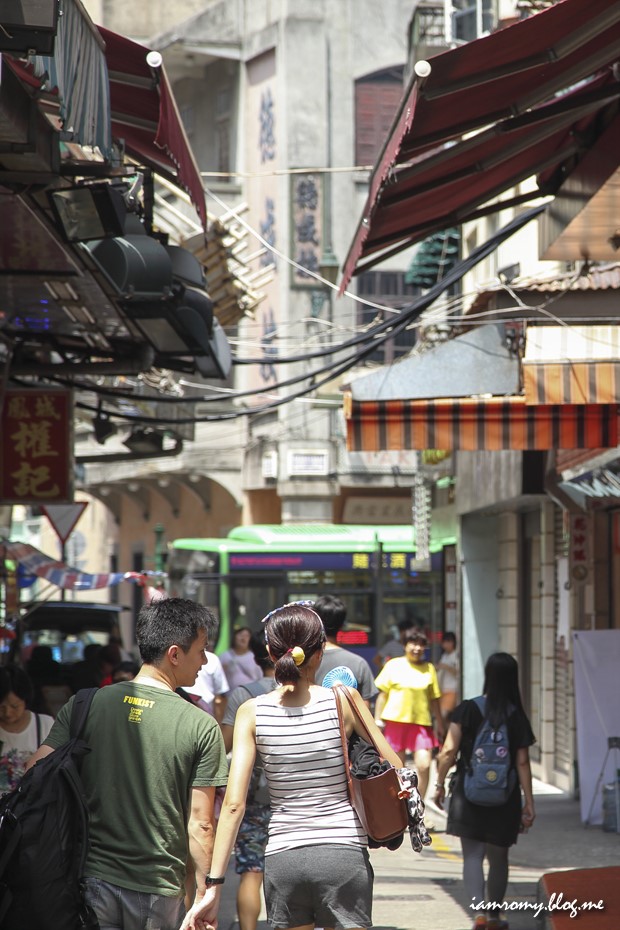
top-left (0, 388), bottom-right (73, 503)
top-left (291, 172), bottom-right (324, 287)
top-left (569, 513), bottom-right (591, 585)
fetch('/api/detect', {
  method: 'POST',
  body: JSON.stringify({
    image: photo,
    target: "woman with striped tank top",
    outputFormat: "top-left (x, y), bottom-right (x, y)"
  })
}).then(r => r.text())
top-left (181, 601), bottom-right (403, 930)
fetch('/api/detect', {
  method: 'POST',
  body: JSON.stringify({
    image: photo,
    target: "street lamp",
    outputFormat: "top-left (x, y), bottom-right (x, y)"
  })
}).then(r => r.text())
top-left (319, 247), bottom-right (340, 288)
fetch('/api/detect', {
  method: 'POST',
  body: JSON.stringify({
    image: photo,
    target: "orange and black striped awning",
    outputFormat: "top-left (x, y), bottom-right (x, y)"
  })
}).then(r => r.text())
top-left (523, 326), bottom-right (620, 405)
top-left (344, 394), bottom-right (619, 452)
top-left (523, 361), bottom-right (620, 405)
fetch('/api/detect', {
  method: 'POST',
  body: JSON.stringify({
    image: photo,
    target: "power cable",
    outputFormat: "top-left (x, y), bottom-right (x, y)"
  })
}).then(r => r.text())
top-left (52, 203), bottom-right (548, 422)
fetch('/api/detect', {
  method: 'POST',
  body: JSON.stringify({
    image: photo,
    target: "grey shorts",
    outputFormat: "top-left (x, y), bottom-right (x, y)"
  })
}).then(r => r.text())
top-left (263, 844), bottom-right (373, 929)
top-left (84, 877), bottom-right (185, 930)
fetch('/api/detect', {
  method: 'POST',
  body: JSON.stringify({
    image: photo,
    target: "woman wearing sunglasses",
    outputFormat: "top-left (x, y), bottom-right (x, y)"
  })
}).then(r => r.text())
top-left (181, 601), bottom-right (402, 930)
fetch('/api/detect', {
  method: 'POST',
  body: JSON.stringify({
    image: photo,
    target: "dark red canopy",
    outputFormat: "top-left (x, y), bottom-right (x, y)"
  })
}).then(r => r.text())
top-left (99, 26), bottom-right (206, 228)
top-left (341, 0), bottom-right (620, 290)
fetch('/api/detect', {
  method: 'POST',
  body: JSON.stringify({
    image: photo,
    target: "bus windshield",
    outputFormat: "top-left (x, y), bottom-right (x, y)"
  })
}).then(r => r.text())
top-left (168, 525), bottom-right (447, 661)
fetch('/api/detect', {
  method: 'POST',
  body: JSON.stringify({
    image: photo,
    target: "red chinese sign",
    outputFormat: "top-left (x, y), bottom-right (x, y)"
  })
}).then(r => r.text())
top-left (569, 513), bottom-right (591, 585)
top-left (0, 389), bottom-right (73, 503)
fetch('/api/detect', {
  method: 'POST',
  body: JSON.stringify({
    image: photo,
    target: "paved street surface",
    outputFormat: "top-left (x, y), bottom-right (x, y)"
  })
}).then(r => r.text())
top-left (216, 777), bottom-right (620, 930)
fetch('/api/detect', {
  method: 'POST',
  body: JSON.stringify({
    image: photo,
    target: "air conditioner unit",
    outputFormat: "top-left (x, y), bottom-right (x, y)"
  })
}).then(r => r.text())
top-left (261, 451), bottom-right (278, 479)
top-left (287, 449), bottom-right (330, 477)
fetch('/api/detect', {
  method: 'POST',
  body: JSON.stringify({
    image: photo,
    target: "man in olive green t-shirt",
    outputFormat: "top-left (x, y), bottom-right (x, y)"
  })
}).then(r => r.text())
top-left (27, 597), bottom-right (228, 930)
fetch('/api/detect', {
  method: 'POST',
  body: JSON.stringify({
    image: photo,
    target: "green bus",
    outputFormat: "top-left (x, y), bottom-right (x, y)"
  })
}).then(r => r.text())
top-left (168, 525), bottom-right (454, 664)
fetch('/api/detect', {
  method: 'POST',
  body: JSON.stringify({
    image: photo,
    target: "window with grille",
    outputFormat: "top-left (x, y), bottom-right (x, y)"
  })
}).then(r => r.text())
top-left (411, 2), bottom-right (446, 46)
top-left (356, 271), bottom-right (417, 365)
top-left (452, 0), bottom-right (495, 43)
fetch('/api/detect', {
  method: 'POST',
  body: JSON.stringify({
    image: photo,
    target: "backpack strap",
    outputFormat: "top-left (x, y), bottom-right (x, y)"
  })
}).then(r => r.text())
top-left (35, 712), bottom-right (41, 745)
top-left (69, 688), bottom-right (98, 740)
top-left (472, 695), bottom-right (486, 716)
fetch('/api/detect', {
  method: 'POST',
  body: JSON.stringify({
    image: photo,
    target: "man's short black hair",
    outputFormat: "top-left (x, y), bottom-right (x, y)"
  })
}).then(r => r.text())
top-left (136, 597), bottom-right (216, 664)
top-left (312, 595), bottom-right (347, 636)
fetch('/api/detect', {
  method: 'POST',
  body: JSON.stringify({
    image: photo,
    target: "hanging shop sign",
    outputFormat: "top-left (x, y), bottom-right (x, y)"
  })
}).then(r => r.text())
top-left (0, 388), bottom-right (73, 504)
top-left (569, 513), bottom-right (591, 585)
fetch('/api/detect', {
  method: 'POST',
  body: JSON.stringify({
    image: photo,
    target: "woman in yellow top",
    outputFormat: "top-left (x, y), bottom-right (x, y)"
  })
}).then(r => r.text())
top-left (374, 630), bottom-right (444, 802)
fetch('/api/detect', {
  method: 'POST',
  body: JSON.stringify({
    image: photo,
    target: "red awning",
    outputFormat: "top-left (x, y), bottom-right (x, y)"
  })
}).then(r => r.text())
top-left (98, 26), bottom-right (206, 229)
top-left (341, 0), bottom-right (620, 290)
top-left (344, 395), bottom-right (619, 453)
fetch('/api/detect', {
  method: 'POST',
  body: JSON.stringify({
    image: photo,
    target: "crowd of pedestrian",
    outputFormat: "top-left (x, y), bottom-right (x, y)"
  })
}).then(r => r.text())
top-left (13, 594), bottom-right (534, 930)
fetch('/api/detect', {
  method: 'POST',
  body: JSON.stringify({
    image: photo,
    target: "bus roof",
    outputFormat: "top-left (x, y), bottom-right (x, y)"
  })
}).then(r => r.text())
top-left (171, 525), bottom-right (419, 555)
top-left (227, 524), bottom-right (415, 545)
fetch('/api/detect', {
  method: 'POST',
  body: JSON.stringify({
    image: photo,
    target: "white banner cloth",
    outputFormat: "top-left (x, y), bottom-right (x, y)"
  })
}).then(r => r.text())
top-left (572, 630), bottom-right (620, 824)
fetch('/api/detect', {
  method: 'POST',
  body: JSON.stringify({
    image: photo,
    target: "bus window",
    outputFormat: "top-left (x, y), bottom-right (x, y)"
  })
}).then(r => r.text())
top-left (230, 581), bottom-right (281, 629)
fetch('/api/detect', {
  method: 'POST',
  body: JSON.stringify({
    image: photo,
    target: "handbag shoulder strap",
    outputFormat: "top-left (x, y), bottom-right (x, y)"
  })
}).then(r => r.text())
top-left (333, 686), bottom-right (353, 804)
top-left (333, 684), bottom-right (386, 762)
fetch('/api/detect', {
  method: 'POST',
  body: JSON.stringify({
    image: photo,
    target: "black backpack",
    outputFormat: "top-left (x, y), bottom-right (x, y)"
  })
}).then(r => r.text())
top-left (0, 687), bottom-right (99, 930)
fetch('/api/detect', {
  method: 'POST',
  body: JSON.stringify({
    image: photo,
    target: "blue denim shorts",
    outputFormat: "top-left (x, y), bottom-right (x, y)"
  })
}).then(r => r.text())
top-left (84, 877), bottom-right (185, 930)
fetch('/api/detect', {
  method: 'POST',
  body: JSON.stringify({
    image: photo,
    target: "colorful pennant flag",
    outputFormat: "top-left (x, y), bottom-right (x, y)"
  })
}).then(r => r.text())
top-left (2, 540), bottom-right (165, 591)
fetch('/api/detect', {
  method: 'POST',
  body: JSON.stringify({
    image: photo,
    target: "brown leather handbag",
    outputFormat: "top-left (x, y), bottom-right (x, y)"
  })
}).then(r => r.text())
top-left (334, 684), bottom-right (409, 843)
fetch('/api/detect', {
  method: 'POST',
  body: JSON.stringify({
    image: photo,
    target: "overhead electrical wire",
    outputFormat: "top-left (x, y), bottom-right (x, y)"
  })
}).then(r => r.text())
top-left (68, 204), bottom-right (546, 425)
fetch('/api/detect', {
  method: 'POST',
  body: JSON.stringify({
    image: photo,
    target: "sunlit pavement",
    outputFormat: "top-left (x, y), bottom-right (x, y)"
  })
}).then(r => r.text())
top-left (217, 777), bottom-right (620, 930)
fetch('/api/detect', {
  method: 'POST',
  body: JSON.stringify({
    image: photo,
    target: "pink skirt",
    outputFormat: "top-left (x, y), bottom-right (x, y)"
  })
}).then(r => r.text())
top-left (384, 720), bottom-right (438, 753)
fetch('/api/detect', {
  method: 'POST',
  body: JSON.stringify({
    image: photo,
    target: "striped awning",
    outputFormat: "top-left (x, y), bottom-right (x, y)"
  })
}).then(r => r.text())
top-left (344, 394), bottom-right (619, 452)
top-left (523, 361), bottom-right (620, 405)
top-left (34, 0), bottom-right (111, 155)
top-left (523, 326), bottom-right (620, 404)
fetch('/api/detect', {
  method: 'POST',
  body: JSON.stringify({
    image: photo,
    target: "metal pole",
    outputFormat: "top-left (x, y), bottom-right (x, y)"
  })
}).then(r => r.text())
top-left (374, 532), bottom-right (384, 648)
top-left (154, 523), bottom-right (165, 574)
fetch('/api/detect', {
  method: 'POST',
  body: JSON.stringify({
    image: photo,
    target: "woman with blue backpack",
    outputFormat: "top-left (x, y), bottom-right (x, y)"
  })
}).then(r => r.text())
top-left (432, 652), bottom-right (536, 930)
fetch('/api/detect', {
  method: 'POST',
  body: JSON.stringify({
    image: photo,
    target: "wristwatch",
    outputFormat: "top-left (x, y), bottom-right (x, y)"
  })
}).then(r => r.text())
top-left (205, 876), bottom-right (226, 886)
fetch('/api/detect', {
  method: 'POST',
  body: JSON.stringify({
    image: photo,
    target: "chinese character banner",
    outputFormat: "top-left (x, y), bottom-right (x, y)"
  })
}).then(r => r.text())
top-left (0, 389), bottom-right (73, 503)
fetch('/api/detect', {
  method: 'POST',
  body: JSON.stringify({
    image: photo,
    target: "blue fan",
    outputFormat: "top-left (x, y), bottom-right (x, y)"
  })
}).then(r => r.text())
top-left (322, 666), bottom-right (358, 689)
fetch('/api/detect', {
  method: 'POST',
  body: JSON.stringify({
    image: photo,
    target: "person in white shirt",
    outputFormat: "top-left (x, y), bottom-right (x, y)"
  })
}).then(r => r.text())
top-left (182, 651), bottom-right (229, 724)
top-left (436, 631), bottom-right (460, 726)
top-left (0, 666), bottom-right (53, 796)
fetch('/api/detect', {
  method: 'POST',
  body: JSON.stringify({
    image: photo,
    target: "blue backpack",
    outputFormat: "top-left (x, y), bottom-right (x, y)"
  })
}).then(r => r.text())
top-left (463, 696), bottom-right (517, 807)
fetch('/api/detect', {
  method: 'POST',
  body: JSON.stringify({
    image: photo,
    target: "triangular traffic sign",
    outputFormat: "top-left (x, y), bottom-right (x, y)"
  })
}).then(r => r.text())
top-left (42, 502), bottom-right (88, 544)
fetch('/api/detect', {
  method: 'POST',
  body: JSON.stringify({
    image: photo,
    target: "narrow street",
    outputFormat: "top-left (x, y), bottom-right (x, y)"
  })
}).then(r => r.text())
top-left (218, 781), bottom-right (620, 930)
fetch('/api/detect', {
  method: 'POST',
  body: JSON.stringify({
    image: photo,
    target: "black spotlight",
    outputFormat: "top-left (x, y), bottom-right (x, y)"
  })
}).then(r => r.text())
top-left (93, 405), bottom-right (116, 445)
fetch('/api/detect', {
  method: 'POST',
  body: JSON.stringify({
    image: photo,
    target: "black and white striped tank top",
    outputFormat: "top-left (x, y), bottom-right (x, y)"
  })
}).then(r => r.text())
top-left (255, 689), bottom-right (367, 855)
